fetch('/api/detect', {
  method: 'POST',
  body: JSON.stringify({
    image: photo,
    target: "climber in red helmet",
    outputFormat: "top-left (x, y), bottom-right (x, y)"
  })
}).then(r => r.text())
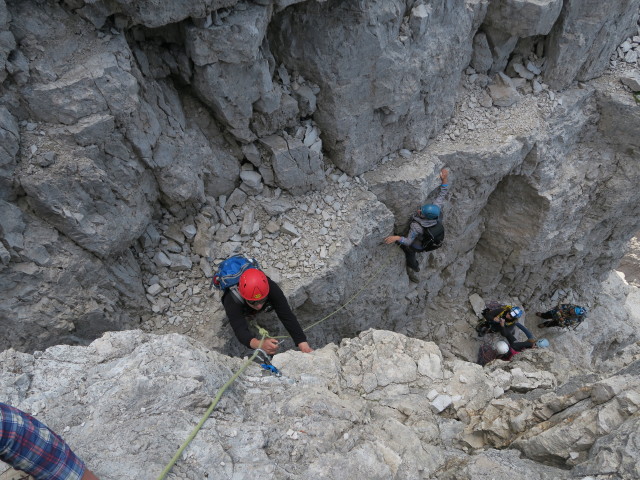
top-left (222, 268), bottom-right (313, 355)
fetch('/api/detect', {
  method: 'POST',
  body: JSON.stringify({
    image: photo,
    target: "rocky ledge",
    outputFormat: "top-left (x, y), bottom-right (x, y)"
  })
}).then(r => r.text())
top-left (1, 268), bottom-right (640, 480)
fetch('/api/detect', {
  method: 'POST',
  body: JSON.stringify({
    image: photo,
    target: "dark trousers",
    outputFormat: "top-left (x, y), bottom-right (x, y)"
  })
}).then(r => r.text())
top-left (539, 310), bottom-right (560, 328)
top-left (488, 322), bottom-right (518, 345)
top-left (400, 245), bottom-right (420, 271)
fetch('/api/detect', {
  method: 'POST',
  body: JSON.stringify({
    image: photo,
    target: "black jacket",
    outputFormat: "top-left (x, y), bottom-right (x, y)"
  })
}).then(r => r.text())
top-left (222, 277), bottom-right (307, 348)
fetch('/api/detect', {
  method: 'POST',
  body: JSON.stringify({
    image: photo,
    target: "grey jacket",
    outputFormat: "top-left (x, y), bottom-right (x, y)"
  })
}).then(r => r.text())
top-left (398, 183), bottom-right (450, 249)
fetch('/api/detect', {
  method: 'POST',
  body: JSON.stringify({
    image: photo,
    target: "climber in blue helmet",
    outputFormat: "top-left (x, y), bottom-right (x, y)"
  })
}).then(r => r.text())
top-left (383, 167), bottom-right (450, 283)
top-left (480, 303), bottom-right (533, 347)
top-left (536, 304), bottom-right (588, 329)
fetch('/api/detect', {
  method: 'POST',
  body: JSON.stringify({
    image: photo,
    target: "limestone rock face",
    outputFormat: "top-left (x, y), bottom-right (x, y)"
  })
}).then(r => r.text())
top-left (2, 328), bottom-right (640, 479)
top-left (544, 0), bottom-right (640, 88)
top-left (0, 106), bottom-right (19, 201)
top-left (270, 0), bottom-right (487, 176)
top-left (0, 0), bottom-right (638, 420)
top-left (71, 0), bottom-right (240, 29)
top-left (0, 0), bottom-right (16, 84)
top-left (0, 199), bottom-right (148, 352)
top-left (484, 0), bottom-right (563, 38)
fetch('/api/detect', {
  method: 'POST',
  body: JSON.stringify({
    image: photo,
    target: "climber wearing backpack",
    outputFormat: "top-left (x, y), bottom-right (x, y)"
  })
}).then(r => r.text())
top-left (383, 168), bottom-right (450, 283)
top-left (214, 256), bottom-right (313, 355)
top-left (536, 304), bottom-right (588, 329)
top-left (479, 304), bottom-right (536, 348)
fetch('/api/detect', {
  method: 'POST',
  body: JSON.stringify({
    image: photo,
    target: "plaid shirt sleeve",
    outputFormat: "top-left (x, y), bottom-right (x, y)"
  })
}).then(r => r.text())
top-left (1, 403), bottom-right (86, 480)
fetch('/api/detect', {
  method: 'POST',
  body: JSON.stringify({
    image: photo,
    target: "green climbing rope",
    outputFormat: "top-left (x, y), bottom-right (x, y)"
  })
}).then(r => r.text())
top-left (272, 254), bottom-right (395, 338)
top-left (157, 251), bottom-right (397, 478)
top-left (155, 335), bottom-right (265, 480)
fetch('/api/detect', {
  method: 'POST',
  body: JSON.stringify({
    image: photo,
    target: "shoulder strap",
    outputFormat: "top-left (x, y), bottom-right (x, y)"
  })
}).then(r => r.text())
top-left (500, 305), bottom-right (513, 319)
top-left (425, 220), bottom-right (444, 238)
top-left (221, 285), bottom-right (245, 306)
top-left (228, 285), bottom-right (245, 305)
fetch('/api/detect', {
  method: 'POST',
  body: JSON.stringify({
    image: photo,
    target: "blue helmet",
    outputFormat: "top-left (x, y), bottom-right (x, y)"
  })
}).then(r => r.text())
top-left (421, 204), bottom-right (440, 219)
top-left (509, 307), bottom-right (523, 319)
top-left (536, 338), bottom-right (550, 348)
top-left (574, 306), bottom-right (587, 316)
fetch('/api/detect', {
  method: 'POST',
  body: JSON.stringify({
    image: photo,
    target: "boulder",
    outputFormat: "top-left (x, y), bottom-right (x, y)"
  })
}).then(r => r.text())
top-left (544, 0), bottom-right (640, 89)
top-left (484, 0), bottom-right (563, 37)
top-left (259, 134), bottom-right (325, 195)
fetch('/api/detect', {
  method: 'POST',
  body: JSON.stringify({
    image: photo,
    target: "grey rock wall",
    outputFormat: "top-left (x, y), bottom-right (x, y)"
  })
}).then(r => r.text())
top-left (544, 0), bottom-right (640, 88)
top-left (269, 0), bottom-right (487, 176)
top-left (0, 0), bottom-right (638, 363)
top-left (0, 198), bottom-right (148, 352)
top-left (1, 325), bottom-right (639, 479)
top-left (1, 3), bottom-right (639, 477)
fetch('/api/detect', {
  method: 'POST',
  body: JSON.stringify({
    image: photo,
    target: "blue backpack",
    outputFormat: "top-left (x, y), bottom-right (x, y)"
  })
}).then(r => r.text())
top-left (211, 255), bottom-right (259, 291)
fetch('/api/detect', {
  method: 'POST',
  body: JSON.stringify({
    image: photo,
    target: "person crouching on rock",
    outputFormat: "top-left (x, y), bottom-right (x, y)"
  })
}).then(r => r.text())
top-left (536, 304), bottom-right (588, 329)
top-left (383, 168), bottom-right (450, 283)
top-left (222, 268), bottom-right (313, 355)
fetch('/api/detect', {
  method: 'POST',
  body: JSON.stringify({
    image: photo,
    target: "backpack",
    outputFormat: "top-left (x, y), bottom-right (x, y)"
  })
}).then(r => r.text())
top-left (558, 304), bottom-right (586, 329)
top-left (484, 300), bottom-right (505, 311)
top-left (481, 302), bottom-right (513, 323)
top-left (420, 220), bottom-right (445, 251)
top-left (211, 255), bottom-right (259, 291)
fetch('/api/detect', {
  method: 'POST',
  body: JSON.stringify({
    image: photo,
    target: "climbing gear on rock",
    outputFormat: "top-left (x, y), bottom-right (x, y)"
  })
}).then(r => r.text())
top-left (254, 348), bottom-right (282, 377)
top-left (509, 307), bottom-right (523, 319)
top-left (420, 204), bottom-right (440, 219)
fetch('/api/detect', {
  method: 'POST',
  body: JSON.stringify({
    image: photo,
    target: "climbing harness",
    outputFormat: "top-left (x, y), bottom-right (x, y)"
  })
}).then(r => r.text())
top-left (156, 253), bottom-right (395, 479)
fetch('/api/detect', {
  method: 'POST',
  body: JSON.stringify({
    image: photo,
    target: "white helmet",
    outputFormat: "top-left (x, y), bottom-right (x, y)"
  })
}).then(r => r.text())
top-left (495, 341), bottom-right (510, 355)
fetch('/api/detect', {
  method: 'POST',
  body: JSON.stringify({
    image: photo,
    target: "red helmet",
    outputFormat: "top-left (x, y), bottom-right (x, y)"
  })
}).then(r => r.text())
top-left (238, 269), bottom-right (269, 301)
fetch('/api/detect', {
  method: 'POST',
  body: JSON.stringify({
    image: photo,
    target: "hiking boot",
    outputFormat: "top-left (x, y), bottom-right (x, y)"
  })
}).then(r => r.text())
top-left (535, 312), bottom-right (544, 317)
top-left (537, 323), bottom-right (547, 328)
top-left (405, 260), bottom-right (420, 272)
top-left (407, 268), bottom-right (419, 283)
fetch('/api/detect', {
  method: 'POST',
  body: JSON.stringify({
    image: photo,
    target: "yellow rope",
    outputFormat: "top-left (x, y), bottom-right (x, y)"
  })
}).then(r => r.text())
top-left (157, 251), bottom-right (396, 478)
top-left (269, 254), bottom-right (395, 339)
top-left (155, 335), bottom-right (265, 480)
